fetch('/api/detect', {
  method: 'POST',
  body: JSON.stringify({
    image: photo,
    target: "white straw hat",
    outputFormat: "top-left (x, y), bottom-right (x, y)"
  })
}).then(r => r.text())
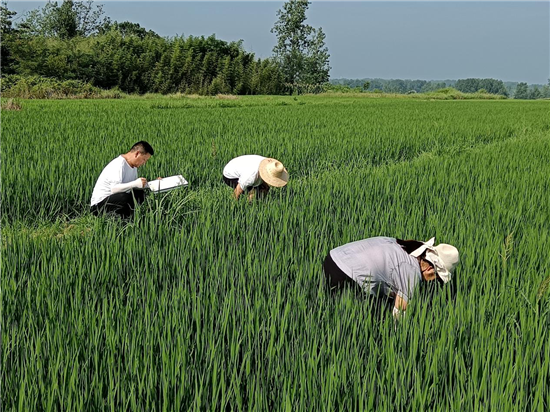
top-left (410, 237), bottom-right (459, 283)
top-left (259, 158), bottom-right (289, 187)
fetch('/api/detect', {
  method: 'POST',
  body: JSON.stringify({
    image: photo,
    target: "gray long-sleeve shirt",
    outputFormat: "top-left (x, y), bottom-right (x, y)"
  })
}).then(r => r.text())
top-left (329, 237), bottom-right (421, 302)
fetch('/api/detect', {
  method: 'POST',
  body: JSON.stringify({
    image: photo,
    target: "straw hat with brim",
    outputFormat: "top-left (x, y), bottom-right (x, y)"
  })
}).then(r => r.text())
top-left (410, 238), bottom-right (460, 283)
top-left (259, 158), bottom-right (289, 187)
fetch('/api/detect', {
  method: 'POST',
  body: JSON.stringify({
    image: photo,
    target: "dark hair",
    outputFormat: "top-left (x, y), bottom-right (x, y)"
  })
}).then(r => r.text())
top-left (130, 141), bottom-right (154, 155)
top-left (396, 238), bottom-right (425, 255)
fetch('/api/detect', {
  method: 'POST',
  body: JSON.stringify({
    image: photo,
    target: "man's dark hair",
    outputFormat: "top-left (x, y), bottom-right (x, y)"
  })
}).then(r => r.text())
top-left (130, 141), bottom-right (154, 155)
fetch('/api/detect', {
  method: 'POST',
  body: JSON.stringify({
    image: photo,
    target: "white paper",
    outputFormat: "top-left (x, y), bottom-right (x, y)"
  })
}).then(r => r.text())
top-left (147, 175), bottom-right (188, 193)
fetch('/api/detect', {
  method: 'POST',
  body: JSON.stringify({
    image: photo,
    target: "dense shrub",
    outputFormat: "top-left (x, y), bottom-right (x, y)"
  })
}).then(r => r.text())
top-left (0, 75), bottom-right (120, 99)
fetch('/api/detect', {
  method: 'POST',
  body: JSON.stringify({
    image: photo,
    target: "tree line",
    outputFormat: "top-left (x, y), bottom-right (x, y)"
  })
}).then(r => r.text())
top-left (331, 77), bottom-right (550, 99)
top-left (1, 0), bottom-right (330, 96)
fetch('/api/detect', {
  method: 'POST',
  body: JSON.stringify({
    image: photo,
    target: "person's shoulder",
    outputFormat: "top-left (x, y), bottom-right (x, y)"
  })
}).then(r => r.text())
top-left (371, 236), bottom-right (396, 243)
top-left (241, 155), bottom-right (265, 170)
top-left (227, 154), bottom-right (265, 165)
top-left (358, 236), bottom-right (396, 247)
top-left (238, 154), bottom-right (264, 161)
top-left (114, 155), bottom-right (129, 166)
top-left (105, 155), bottom-right (123, 164)
top-left (102, 155), bottom-right (126, 171)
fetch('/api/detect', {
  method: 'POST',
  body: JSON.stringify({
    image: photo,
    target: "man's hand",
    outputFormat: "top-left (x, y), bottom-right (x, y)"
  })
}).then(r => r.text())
top-left (247, 189), bottom-right (256, 202)
top-left (139, 177), bottom-right (148, 188)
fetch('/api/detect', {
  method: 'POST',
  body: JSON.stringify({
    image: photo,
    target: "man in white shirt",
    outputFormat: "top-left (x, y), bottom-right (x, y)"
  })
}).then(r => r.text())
top-left (90, 141), bottom-right (154, 218)
top-left (222, 155), bottom-right (289, 200)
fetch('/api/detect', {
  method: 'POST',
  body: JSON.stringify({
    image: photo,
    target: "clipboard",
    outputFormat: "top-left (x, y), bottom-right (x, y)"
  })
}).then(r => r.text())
top-left (147, 175), bottom-right (188, 193)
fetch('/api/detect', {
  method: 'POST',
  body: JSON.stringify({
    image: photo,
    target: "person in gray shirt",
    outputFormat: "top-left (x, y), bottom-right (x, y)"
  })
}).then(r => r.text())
top-left (323, 236), bottom-right (459, 319)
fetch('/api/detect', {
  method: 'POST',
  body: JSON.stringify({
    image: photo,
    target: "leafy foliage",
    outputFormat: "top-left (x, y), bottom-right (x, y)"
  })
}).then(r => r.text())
top-left (18, 0), bottom-right (109, 38)
top-left (4, 30), bottom-right (285, 95)
top-left (514, 82), bottom-right (529, 99)
top-left (271, 0), bottom-right (330, 89)
top-left (1, 1), bottom-right (286, 95)
top-left (455, 78), bottom-right (508, 96)
top-left (0, 74), bottom-right (119, 98)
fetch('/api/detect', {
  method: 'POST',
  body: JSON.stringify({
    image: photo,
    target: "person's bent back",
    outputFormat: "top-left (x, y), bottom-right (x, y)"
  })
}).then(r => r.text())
top-left (90, 141), bottom-right (154, 218)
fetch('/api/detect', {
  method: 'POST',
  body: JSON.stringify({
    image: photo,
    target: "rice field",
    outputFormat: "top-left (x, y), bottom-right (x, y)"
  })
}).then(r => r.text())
top-left (2, 95), bottom-right (550, 410)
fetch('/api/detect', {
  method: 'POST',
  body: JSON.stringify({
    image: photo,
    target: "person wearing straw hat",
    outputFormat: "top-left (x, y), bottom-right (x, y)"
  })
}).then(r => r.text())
top-left (222, 155), bottom-right (289, 200)
top-left (323, 237), bottom-right (459, 319)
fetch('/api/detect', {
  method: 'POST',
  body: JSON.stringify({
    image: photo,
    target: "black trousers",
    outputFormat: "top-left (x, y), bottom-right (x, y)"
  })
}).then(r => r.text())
top-left (223, 175), bottom-right (239, 189)
top-left (323, 254), bottom-right (394, 314)
top-left (323, 252), bottom-right (360, 291)
top-left (91, 188), bottom-right (146, 218)
top-left (223, 175), bottom-right (269, 199)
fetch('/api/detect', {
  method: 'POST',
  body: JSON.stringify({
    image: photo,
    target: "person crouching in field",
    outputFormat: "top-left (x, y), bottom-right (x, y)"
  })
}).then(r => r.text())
top-left (323, 237), bottom-right (459, 319)
top-left (222, 155), bottom-right (289, 200)
top-left (90, 141), bottom-right (155, 218)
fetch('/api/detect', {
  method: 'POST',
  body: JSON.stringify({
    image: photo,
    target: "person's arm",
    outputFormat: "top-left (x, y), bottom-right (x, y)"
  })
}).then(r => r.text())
top-left (392, 260), bottom-right (419, 320)
top-left (235, 170), bottom-right (260, 201)
top-left (393, 295), bottom-right (408, 320)
top-left (233, 184), bottom-right (244, 200)
top-left (112, 178), bottom-right (147, 194)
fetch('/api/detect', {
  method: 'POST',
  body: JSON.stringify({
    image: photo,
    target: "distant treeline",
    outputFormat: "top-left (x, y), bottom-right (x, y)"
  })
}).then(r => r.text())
top-left (331, 78), bottom-right (550, 99)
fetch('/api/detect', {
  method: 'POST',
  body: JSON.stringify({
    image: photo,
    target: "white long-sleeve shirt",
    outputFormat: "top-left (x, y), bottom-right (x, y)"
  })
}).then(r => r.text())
top-left (90, 156), bottom-right (141, 206)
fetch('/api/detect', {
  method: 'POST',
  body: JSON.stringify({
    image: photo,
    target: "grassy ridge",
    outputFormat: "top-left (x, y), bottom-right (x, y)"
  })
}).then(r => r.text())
top-left (2, 96), bottom-right (550, 410)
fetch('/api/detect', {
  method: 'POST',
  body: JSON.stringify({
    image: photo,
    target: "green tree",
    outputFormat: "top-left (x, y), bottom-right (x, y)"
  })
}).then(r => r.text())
top-left (99, 21), bottom-right (159, 39)
top-left (232, 54), bottom-right (245, 94)
top-left (301, 27), bottom-right (330, 85)
top-left (54, 0), bottom-right (78, 39)
top-left (180, 46), bottom-right (195, 93)
top-left (1, 1), bottom-right (16, 34)
top-left (1, 2), bottom-right (17, 74)
top-left (541, 80), bottom-right (550, 99)
top-left (153, 50), bottom-right (172, 94)
top-left (201, 51), bottom-right (217, 90)
top-left (221, 55), bottom-right (233, 91)
top-left (514, 82), bottom-right (529, 99)
top-left (271, 0), bottom-right (330, 90)
top-left (19, 0), bottom-right (109, 39)
top-left (528, 86), bottom-right (542, 100)
top-left (169, 40), bottom-right (186, 92)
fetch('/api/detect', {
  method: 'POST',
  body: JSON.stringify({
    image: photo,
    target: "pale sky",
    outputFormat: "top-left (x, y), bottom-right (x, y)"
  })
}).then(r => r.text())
top-left (8, 1), bottom-right (550, 84)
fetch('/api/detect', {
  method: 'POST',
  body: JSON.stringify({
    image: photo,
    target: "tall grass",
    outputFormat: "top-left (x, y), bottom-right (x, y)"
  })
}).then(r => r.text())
top-left (2, 96), bottom-right (549, 410)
